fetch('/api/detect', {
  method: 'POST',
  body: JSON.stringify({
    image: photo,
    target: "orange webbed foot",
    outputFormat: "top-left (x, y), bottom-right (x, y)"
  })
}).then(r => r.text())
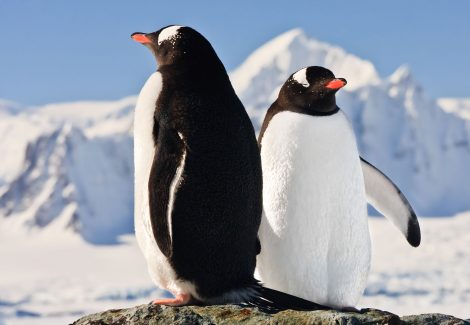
top-left (152, 293), bottom-right (191, 306)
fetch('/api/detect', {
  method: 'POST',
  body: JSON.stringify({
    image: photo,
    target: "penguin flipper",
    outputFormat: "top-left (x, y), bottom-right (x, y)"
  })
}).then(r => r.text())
top-left (148, 128), bottom-right (186, 257)
top-left (360, 157), bottom-right (421, 247)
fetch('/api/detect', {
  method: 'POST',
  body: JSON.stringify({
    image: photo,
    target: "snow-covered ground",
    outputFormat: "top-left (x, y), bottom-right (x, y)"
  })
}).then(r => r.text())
top-left (0, 225), bottom-right (167, 325)
top-left (362, 213), bottom-right (470, 317)
top-left (1, 213), bottom-right (469, 324)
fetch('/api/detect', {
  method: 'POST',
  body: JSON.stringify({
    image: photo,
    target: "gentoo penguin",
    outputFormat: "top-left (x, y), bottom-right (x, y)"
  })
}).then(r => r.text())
top-left (131, 26), bottom-right (327, 311)
top-left (257, 66), bottom-right (421, 309)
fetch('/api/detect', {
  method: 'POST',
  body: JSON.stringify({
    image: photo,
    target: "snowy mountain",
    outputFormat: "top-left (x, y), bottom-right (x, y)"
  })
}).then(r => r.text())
top-left (438, 97), bottom-right (470, 120)
top-left (231, 28), bottom-right (380, 129)
top-left (1, 28), bottom-right (470, 242)
top-left (0, 98), bottom-right (135, 243)
top-left (231, 29), bottom-right (470, 216)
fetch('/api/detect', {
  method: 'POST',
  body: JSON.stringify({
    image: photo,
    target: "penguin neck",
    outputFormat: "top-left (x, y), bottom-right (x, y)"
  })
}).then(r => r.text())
top-left (258, 100), bottom-right (340, 147)
top-left (278, 96), bottom-right (340, 117)
top-left (275, 89), bottom-right (339, 116)
top-left (158, 62), bottom-right (231, 90)
top-left (158, 52), bottom-right (227, 76)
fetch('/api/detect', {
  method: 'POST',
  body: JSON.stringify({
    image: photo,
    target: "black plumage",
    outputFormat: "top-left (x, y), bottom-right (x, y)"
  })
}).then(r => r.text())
top-left (132, 26), bottom-right (327, 311)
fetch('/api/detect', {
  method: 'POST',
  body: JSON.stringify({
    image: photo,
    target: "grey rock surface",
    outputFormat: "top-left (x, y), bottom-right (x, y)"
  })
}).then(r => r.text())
top-left (73, 303), bottom-right (469, 325)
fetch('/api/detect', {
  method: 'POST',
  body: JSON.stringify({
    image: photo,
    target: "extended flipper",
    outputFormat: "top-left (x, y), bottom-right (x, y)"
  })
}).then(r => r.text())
top-left (148, 128), bottom-right (186, 257)
top-left (361, 157), bottom-right (421, 247)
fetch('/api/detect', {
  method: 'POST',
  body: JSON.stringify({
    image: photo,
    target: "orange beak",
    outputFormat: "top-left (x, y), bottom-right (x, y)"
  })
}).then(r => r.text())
top-left (325, 78), bottom-right (347, 90)
top-left (131, 33), bottom-right (152, 44)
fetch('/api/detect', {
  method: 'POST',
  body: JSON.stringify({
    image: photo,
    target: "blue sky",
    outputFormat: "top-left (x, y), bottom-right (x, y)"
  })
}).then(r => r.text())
top-left (0, 0), bottom-right (469, 105)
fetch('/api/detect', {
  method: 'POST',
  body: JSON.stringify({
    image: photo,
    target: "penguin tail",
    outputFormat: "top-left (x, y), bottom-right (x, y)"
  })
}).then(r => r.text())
top-left (242, 284), bottom-right (330, 314)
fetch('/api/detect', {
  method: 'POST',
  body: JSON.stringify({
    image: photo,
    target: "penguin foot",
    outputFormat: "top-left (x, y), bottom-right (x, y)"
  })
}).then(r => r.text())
top-left (153, 293), bottom-right (191, 306)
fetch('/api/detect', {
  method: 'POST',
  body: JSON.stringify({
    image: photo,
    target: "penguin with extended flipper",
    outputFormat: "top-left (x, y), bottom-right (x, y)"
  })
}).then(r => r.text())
top-left (257, 66), bottom-right (420, 309)
top-left (131, 25), bottom-right (328, 312)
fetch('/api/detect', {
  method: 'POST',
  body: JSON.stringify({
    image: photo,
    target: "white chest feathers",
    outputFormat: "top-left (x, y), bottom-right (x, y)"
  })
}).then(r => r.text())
top-left (257, 110), bottom-right (370, 308)
top-left (134, 72), bottom-right (161, 233)
top-left (133, 72), bottom-right (194, 298)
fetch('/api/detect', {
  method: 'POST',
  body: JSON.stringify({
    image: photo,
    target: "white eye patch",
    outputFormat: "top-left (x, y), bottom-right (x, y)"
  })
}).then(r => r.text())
top-left (158, 25), bottom-right (184, 46)
top-left (292, 68), bottom-right (309, 87)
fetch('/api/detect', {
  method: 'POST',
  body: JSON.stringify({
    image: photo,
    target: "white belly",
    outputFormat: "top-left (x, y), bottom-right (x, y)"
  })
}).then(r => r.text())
top-left (133, 72), bottom-right (191, 296)
top-left (257, 110), bottom-right (370, 308)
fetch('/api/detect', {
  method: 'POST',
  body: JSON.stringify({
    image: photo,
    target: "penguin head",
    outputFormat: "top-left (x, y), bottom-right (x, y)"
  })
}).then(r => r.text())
top-left (131, 25), bottom-right (222, 70)
top-left (280, 66), bottom-right (347, 115)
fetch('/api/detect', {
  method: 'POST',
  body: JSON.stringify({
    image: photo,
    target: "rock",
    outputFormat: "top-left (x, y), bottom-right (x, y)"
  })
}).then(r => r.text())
top-left (401, 314), bottom-right (469, 325)
top-left (73, 304), bottom-right (469, 325)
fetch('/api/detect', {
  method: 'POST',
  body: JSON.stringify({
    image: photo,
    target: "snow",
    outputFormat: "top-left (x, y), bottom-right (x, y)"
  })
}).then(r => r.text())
top-left (0, 124), bottom-right (133, 244)
top-left (0, 97), bottom-right (134, 186)
top-left (0, 225), bottom-right (168, 325)
top-left (36, 96), bottom-right (136, 138)
top-left (361, 213), bottom-right (470, 318)
top-left (0, 113), bottom-right (54, 184)
top-left (1, 27), bottom-right (470, 323)
top-left (387, 64), bottom-right (413, 84)
top-left (1, 215), bottom-right (469, 324)
top-left (438, 97), bottom-right (470, 120)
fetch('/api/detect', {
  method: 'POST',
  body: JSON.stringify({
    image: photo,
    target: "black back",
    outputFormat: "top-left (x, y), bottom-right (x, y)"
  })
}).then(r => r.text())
top-left (258, 66), bottom-right (344, 145)
top-left (140, 26), bottom-right (262, 299)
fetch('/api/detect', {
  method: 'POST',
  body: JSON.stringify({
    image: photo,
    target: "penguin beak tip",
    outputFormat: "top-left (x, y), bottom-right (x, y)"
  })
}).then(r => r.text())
top-left (131, 33), bottom-right (152, 44)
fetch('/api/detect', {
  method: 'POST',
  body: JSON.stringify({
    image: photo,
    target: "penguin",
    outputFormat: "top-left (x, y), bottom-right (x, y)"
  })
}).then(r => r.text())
top-left (131, 26), bottom-right (328, 311)
top-left (256, 66), bottom-right (421, 309)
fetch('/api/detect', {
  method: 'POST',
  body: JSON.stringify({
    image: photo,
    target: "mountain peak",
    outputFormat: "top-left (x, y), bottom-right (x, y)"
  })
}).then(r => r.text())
top-left (386, 64), bottom-right (423, 100)
top-left (388, 64), bottom-right (413, 84)
top-left (229, 28), bottom-right (308, 94)
top-left (230, 28), bottom-right (379, 104)
top-left (230, 28), bottom-right (380, 131)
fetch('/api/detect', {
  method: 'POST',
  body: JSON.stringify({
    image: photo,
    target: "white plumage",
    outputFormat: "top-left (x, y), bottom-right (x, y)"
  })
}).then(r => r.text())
top-left (292, 68), bottom-right (310, 87)
top-left (158, 25), bottom-right (183, 45)
top-left (167, 133), bottom-right (186, 241)
top-left (133, 72), bottom-right (195, 298)
top-left (257, 110), bottom-right (370, 308)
